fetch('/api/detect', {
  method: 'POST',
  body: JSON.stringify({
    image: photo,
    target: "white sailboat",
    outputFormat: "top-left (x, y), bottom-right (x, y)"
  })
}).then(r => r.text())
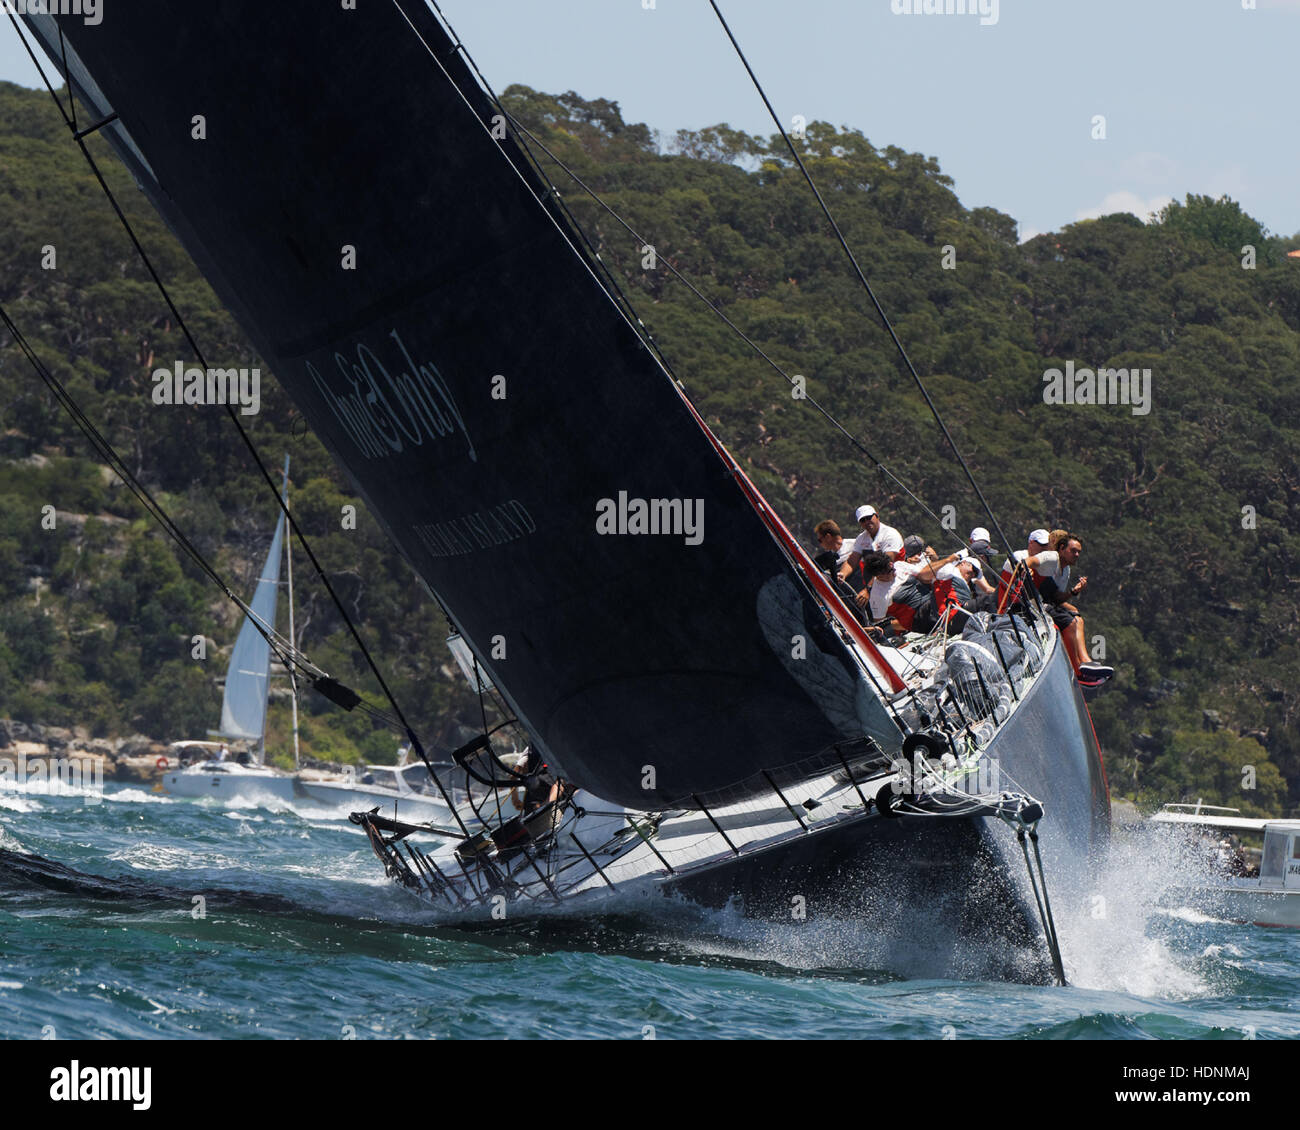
top-left (162, 459), bottom-right (461, 824)
top-left (162, 455), bottom-right (299, 804)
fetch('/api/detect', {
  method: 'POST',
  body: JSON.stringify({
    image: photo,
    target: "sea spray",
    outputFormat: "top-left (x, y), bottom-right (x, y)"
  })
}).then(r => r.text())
top-left (1051, 825), bottom-right (1227, 998)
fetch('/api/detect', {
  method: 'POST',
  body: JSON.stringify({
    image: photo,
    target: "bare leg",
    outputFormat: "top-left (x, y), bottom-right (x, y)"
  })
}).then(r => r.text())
top-left (1062, 615), bottom-right (1088, 673)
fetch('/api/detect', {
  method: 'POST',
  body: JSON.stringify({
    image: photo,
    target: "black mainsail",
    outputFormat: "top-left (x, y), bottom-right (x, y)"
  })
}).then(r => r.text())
top-left (25, 2), bottom-right (904, 807)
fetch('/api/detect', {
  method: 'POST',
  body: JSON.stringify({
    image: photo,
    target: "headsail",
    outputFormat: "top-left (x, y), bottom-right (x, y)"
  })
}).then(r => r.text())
top-left (217, 458), bottom-right (288, 744)
top-left (28, 2), bottom-right (902, 806)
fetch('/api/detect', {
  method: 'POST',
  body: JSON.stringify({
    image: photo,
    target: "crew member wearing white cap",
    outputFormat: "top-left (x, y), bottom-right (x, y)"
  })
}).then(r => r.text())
top-left (839, 505), bottom-right (904, 594)
top-left (963, 527), bottom-right (997, 595)
top-left (997, 527), bottom-right (1050, 611)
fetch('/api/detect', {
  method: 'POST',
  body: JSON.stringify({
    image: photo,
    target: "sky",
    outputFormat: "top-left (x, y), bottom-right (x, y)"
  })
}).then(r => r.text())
top-left (1, 0), bottom-right (1296, 242)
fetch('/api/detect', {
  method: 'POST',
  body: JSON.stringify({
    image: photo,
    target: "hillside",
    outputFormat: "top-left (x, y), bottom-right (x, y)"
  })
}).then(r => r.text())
top-left (2, 80), bottom-right (1299, 812)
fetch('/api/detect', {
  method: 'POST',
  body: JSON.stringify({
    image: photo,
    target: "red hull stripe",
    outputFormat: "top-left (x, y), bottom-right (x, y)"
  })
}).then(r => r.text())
top-left (679, 397), bottom-right (906, 693)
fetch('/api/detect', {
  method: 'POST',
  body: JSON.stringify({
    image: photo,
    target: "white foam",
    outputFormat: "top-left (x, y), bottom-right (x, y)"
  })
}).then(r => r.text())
top-left (105, 842), bottom-right (235, 871)
top-left (1046, 825), bottom-right (1229, 999)
top-left (1202, 943), bottom-right (1244, 958)
top-left (104, 787), bottom-right (172, 804)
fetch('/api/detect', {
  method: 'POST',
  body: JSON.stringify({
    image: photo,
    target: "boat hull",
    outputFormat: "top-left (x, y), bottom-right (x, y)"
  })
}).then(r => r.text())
top-left (296, 780), bottom-right (456, 825)
top-left (364, 636), bottom-right (1109, 982)
top-left (666, 806), bottom-right (1053, 982)
top-left (639, 635), bottom-right (1107, 981)
top-left (1167, 885), bottom-right (1300, 928)
top-left (980, 629), bottom-right (1111, 890)
top-left (162, 768), bottom-right (297, 804)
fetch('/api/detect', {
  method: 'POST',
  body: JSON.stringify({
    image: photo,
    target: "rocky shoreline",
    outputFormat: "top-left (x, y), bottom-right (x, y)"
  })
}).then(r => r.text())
top-left (0, 720), bottom-right (173, 784)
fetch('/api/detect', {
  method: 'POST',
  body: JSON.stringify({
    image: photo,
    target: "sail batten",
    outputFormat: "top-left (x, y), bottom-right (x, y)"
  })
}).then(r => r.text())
top-left (33, 1), bottom-right (902, 806)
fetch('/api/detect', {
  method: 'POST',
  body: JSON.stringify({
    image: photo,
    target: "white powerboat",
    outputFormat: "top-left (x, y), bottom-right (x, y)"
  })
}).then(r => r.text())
top-left (1152, 804), bottom-right (1300, 927)
top-left (294, 761), bottom-right (465, 826)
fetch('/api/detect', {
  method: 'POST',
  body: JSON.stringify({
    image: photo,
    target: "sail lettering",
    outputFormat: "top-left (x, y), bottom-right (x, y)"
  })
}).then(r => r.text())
top-left (413, 500), bottom-right (536, 558)
top-left (308, 328), bottom-right (477, 462)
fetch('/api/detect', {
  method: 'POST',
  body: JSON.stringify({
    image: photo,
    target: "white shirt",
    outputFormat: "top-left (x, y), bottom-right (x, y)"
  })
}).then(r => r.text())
top-left (1031, 550), bottom-right (1071, 593)
top-left (851, 522), bottom-right (904, 561)
top-left (867, 559), bottom-right (924, 620)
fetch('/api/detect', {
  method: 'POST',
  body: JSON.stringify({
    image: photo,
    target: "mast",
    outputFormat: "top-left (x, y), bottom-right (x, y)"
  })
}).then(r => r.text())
top-left (282, 455), bottom-right (301, 769)
top-left (31, 2), bottom-right (905, 808)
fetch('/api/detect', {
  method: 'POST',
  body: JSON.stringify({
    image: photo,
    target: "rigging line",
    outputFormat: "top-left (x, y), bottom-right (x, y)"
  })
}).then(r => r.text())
top-left (11, 20), bottom-right (432, 764)
top-left (424, 0), bottom-right (682, 385)
top-left (706, 0), bottom-right (1019, 562)
top-left (0, 301), bottom-right (315, 689)
top-left (0, 313), bottom-right (343, 733)
top-left (15, 16), bottom-right (448, 800)
top-left (0, 304), bottom-right (243, 621)
top-left (56, 20), bottom-right (74, 131)
top-left (425, 0), bottom-right (961, 567)
top-left (501, 114), bottom-right (954, 539)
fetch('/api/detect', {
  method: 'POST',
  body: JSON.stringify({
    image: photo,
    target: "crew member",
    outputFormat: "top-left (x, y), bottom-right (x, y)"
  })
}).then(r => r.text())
top-left (839, 505), bottom-right (904, 589)
top-left (1023, 532), bottom-right (1113, 685)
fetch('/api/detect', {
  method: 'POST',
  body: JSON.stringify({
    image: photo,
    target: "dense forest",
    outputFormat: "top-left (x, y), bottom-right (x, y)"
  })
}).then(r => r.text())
top-left (2, 80), bottom-right (1298, 815)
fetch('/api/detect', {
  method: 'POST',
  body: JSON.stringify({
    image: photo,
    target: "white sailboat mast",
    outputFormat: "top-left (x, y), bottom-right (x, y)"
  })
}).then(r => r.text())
top-left (284, 457), bottom-right (301, 770)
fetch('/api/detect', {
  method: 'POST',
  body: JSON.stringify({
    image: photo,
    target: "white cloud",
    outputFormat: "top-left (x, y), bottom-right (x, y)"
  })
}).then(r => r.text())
top-left (1116, 152), bottom-right (1179, 187)
top-left (1074, 191), bottom-right (1174, 225)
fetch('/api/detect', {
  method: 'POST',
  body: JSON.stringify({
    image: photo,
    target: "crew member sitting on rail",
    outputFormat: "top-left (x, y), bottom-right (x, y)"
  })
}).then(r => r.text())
top-left (1022, 532), bottom-right (1114, 686)
top-left (997, 527), bottom-right (1050, 612)
top-left (839, 504), bottom-right (904, 590)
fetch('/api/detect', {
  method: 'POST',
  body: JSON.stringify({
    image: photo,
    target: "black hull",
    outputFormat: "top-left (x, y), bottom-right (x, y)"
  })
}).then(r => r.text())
top-left (667, 810), bottom-right (1053, 983)
top-left (357, 632), bottom-right (1108, 983)
top-left (656, 636), bottom-right (1108, 983)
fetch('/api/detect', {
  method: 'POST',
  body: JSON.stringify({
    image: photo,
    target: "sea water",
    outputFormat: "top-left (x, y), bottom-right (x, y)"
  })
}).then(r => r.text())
top-left (0, 781), bottom-right (1296, 1040)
